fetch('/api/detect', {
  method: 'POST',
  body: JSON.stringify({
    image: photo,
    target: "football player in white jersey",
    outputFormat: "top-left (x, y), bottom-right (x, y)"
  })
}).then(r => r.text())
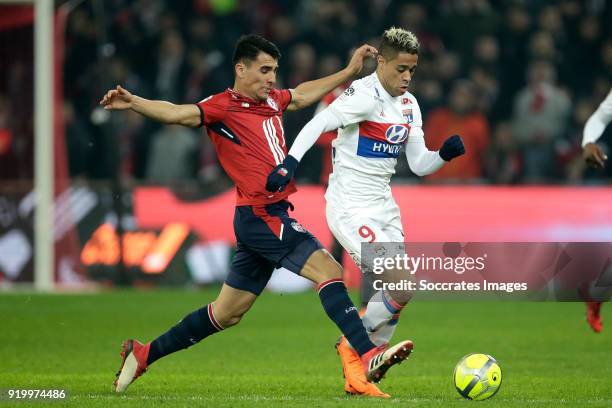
top-left (266, 27), bottom-right (465, 397)
top-left (582, 87), bottom-right (611, 333)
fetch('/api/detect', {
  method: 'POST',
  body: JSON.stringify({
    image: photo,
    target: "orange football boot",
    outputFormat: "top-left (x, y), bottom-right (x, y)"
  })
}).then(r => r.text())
top-left (336, 336), bottom-right (390, 398)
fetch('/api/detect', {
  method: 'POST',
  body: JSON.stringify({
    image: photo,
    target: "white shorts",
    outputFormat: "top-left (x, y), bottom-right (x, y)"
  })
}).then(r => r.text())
top-left (326, 197), bottom-right (405, 269)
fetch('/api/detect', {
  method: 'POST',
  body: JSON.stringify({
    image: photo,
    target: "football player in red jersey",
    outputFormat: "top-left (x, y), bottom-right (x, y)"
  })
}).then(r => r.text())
top-left (102, 35), bottom-right (411, 396)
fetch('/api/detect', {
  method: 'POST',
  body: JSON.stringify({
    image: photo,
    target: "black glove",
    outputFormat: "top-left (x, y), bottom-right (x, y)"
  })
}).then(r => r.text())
top-left (266, 155), bottom-right (299, 192)
top-left (439, 135), bottom-right (465, 161)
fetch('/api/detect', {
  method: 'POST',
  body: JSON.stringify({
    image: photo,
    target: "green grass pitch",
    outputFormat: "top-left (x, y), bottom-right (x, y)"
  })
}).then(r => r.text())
top-left (1, 289), bottom-right (610, 407)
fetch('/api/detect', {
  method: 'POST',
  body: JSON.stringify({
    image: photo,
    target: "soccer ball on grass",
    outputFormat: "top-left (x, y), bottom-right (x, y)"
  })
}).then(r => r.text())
top-left (453, 353), bottom-right (502, 400)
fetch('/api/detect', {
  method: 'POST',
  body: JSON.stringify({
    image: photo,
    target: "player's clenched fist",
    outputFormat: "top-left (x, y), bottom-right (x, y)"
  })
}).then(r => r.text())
top-left (439, 135), bottom-right (465, 161)
top-left (266, 155), bottom-right (299, 192)
top-left (99, 85), bottom-right (134, 110)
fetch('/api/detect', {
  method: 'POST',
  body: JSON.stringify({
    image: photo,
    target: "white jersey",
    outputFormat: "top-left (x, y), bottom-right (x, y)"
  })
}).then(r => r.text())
top-left (325, 72), bottom-right (423, 206)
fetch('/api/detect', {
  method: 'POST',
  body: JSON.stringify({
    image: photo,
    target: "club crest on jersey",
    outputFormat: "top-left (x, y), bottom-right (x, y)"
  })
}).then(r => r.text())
top-left (266, 97), bottom-right (278, 111)
top-left (385, 124), bottom-right (409, 144)
top-left (291, 221), bottom-right (307, 233)
top-left (402, 109), bottom-right (413, 123)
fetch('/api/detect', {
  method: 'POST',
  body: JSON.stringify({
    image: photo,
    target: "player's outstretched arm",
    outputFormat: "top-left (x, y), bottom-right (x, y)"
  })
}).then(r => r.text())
top-left (406, 134), bottom-right (464, 176)
top-left (286, 44), bottom-right (377, 111)
top-left (265, 108), bottom-right (343, 192)
top-left (99, 85), bottom-right (201, 127)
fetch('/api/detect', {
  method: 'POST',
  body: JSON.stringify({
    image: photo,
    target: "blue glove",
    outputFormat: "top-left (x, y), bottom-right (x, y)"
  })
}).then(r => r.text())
top-left (266, 155), bottom-right (299, 192)
top-left (439, 135), bottom-right (465, 161)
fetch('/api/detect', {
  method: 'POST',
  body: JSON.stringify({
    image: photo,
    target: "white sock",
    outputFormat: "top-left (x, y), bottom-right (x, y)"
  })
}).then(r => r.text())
top-left (362, 290), bottom-right (404, 346)
top-left (369, 314), bottom-right (400, 346)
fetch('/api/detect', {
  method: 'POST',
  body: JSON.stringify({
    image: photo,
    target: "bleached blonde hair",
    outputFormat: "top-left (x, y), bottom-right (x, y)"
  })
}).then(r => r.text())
top-left (380, 26), bottom-right (419, 58)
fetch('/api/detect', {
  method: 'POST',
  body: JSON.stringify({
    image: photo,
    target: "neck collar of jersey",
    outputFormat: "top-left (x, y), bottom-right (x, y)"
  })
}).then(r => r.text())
top-left (227, 88), bottom-right (267, 104)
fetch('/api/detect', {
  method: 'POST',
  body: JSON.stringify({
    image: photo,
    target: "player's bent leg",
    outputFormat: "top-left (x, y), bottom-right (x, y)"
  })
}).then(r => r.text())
top-left (359, 265), bottom-right (414, 382)
top-left (299, 250), bottom-right (389, 394)
top-left (114, 284), bottom-right (258, 393)
top-left (363, 267), bottom-right (413, 346)
top-left (299, 249), bottom-right (376, 357)
top-left (299, 249), bottom-right (413, 383)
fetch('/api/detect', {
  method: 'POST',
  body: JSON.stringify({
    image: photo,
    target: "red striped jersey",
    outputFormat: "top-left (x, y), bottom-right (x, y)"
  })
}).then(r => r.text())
top-left (196, 88), bottom-right (296, 206)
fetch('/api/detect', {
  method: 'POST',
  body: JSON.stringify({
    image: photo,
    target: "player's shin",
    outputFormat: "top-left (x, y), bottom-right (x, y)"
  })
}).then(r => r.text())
top-left (362, 290), bottom-right (408, 346)
top-left (147, 303), bottom-right (224, 365)
top-left (318, 279), bottom-right (377, 356)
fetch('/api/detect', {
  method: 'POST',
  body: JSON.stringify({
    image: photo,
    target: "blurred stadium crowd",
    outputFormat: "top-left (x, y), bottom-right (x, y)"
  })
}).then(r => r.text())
top-left (1, 0), bottom-right (612, 187)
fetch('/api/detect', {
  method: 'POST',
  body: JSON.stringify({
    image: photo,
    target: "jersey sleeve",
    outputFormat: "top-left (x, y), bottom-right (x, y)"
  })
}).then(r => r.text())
top-left (196, 95), bottom-right (227, 127)
top-left (408, 96), bottom-right (425, 138)
top-left (405, 97), bottom-right (444, 176)
top-left (600, 89), bottom-right (612, 116)
top-left (327, 81), bottom-right (376, 127)
top-left (274, 89), bottom-right (293, 112)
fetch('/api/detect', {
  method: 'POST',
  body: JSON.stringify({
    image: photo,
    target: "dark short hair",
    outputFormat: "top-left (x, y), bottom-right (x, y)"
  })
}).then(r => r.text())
top-left (232, 34), bottom-right (281, 65)
top-left (379, 27), bottom-right (420, 60)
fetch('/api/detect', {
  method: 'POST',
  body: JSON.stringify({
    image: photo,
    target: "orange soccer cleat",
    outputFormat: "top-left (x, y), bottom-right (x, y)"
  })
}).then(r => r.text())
top-left (336, 336), bottom-right (390, 398)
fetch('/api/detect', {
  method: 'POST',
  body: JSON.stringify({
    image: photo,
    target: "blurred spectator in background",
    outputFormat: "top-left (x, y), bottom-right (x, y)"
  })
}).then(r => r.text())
top-left (0, 94), bottom-right (13, 158)
top-left (439, 0), bottom-right (500, 59)
top-left (511, 60), bottom-right (571, 182)
top-left (287, 43), bottom-right (316, 88)
top-left (64, 102), bottom-right (92, 178)
top-left (424, 80), bottom-right (490, 182)
top-left (484, 122), bottom-right (521, 184)
top-left (598, 40), bottom-right (612, 83)
top-left (3, 0), bottom-right (610, 185)
top-left (469, 35), bottom-right (502, 120)
top-left (118, 110), bottom-right (148, 180)
top-left (145, 125), bottom-right (199, 182)
top-left (153, 30), bottom-right (188, 102)
top-left (496, 3), bottom-right (532, 119)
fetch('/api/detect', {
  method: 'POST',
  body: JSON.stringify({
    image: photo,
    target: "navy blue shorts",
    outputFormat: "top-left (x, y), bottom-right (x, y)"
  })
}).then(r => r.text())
top-left (225, 200), bottom-right (323, 295)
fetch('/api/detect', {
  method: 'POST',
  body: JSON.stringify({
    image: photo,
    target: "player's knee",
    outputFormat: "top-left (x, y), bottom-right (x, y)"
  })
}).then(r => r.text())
top-left (211, 303), bottom-right (244, 328)
top-left (219, 314), bottom-right (243, 328)
top-left (315, 252), bottom-right (343, 284)
top-left (301, 249), bottom-right (344, 285)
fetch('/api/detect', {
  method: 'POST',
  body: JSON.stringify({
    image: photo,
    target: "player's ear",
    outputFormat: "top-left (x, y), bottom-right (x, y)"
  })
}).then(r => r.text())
top-left (376, 54), bottom-right (385, 67)
top-left (235, 62), bottom-right (246, 79)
